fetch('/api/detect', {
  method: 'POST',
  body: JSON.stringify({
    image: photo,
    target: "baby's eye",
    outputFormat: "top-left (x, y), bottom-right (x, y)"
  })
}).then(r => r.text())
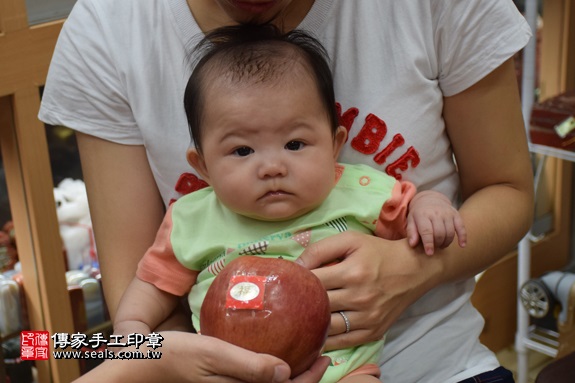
top-left (233, 147), bottom-right (254, 157)
top-left (285, 141), bottom-right (305, 151)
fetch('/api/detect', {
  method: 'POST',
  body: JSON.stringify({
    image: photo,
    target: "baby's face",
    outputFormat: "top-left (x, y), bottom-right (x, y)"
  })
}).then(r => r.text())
top-left (192, 76), bottom-right (345, 221)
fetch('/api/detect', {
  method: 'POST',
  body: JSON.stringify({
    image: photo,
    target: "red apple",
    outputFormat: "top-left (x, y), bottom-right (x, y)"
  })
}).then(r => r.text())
top-left (200, 255), bottom-right (331, 377)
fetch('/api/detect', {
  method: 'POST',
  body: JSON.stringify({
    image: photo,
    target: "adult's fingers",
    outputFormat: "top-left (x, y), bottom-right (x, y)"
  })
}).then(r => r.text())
top-left (187, 333), bottom-right (327, 383)
top-left (323, 328), bottom-right (378, 352)
top-left (329, 311), bottom-right (348, 336)
top-left (296, 232), bottom-right (357, 270)
top-left (201, 336), bottom-right (292, 383)
top-left (291, 356), bottom-right (331, 383)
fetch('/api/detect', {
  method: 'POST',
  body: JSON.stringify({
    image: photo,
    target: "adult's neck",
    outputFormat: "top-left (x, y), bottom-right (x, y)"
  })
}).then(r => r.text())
top-left (187, 0), bottom-right (315, 33)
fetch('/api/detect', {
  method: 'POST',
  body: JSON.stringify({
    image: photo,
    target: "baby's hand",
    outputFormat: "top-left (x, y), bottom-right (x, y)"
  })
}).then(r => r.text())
top-left (406, 190), bottom-right (467, 255)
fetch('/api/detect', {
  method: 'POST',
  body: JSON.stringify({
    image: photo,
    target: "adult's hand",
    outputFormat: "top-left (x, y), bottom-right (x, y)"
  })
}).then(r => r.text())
top-left (298, 58), bottom-right (534, 354)
top-left (296, 231), bottom-right (441, 352)
top-left (75, 331), bottom-right (330, 383)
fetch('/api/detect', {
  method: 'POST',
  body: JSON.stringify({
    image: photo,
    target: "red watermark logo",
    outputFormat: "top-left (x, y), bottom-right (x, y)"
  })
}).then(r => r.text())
top-left (20, 331), bottom-right (50, 360)
top-left (20, 331), bottom-right (164, 361)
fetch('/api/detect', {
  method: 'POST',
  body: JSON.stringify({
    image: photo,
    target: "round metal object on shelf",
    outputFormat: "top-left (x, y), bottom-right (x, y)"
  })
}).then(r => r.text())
top-left (520, 279), bottom-right (553, 318)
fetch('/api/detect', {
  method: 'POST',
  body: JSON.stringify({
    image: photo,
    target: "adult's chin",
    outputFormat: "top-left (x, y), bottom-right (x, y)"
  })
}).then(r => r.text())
top-left (217, 0), bottom-right (288, 24)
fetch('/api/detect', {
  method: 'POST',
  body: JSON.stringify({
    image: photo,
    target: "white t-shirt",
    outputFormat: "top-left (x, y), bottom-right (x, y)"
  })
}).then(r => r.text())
top-left (39, 1), bottom-right (531, 381)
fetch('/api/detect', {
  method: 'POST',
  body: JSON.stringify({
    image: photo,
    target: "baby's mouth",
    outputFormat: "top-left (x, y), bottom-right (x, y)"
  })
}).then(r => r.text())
top-left (259, 190), bottom-right (290, 200)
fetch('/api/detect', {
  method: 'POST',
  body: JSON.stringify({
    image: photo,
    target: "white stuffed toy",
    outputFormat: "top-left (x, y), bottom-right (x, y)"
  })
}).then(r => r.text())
top-left (54, 179), bottom-right (97, 272)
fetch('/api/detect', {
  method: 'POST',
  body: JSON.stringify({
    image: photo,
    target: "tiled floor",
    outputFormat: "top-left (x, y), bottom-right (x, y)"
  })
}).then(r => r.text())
top-left (496, 346), bottom-right (554, 383)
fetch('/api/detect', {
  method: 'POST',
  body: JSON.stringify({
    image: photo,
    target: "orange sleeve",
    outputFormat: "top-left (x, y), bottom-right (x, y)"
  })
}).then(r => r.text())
top-left (374, 181), bottom-right (416, 240)
top-left (343, 364), bottom-right (381, 379)
top-left (137, 204), bottom-right (198, 296)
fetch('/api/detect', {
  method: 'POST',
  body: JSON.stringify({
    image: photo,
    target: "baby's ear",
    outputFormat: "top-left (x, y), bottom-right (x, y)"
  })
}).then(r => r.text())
top-left (186, 148), bottom-right (210, 183)
top-left (333, 126), bottom-right (348, 159)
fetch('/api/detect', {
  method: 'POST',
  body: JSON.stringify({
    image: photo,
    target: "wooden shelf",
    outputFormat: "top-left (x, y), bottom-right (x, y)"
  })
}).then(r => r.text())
top-left (0, 0), bottom-right (80, 381)
top-left (530, 143), bottom-right (575, 162)
top-left (472, 0), bottom-right (574, 357)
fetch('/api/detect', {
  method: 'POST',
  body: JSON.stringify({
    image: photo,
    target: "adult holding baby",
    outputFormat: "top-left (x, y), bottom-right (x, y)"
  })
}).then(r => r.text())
top-left (40, 1), bottom-right (533, 382)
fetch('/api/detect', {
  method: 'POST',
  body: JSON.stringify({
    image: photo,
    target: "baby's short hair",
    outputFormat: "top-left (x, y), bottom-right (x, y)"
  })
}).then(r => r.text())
top-left (184, 23), bottom-right (339, 153)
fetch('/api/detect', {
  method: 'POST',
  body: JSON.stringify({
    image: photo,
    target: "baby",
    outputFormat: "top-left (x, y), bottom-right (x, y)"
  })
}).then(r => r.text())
top-left (114, 24), bottom-right (466, 382)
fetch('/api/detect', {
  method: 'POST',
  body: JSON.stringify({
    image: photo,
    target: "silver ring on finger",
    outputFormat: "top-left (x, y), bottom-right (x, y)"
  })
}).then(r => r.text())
top-left (339, 311), bottom-right (351, 333)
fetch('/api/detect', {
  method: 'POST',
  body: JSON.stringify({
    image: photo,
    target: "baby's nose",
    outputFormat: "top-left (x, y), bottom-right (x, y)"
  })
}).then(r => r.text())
top-left (258, 158), bottom-right (287, 178)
